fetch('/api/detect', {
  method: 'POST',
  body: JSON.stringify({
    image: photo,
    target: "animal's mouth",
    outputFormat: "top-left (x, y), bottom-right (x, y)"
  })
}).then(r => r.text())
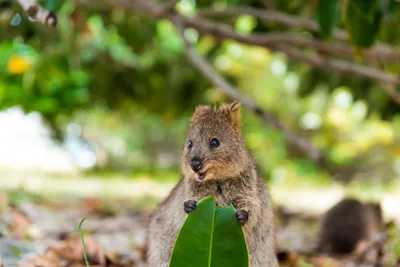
top-left (196, 171), bottom-right (207, 181)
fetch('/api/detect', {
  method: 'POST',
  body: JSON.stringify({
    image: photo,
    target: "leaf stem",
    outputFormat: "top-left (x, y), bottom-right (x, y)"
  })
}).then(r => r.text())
top-left (78, 217), bottom-right (90, 267)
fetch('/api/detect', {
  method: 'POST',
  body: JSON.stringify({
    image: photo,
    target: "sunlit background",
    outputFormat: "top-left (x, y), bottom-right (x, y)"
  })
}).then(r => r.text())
top-left (1, 0), bottom-right (400, 265)
top-left (0, 0), bottom-right (400, 231)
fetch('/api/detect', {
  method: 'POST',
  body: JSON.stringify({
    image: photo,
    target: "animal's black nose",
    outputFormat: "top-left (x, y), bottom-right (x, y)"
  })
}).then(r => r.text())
top-left (190, 158), bottom-right (202, 172)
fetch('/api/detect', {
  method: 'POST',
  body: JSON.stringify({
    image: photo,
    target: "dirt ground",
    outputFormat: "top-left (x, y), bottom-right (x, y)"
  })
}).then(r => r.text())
top-left (0, 175), bottom-right (399, 267)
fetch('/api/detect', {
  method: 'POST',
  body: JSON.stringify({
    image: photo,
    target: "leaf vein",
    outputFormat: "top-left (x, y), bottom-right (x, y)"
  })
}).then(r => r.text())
top-left (208, 204), bottom-right (216, 267)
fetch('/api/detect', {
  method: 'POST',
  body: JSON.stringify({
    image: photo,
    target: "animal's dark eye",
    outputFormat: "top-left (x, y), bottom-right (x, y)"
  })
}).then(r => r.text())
top-left (188, 140), bottom-right (193, 149)
top-left (210, 138), bottom-right (220, 148)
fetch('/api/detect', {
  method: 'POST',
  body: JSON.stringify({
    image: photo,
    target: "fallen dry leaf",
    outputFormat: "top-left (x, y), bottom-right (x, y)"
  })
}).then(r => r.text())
top-left (137, 244), bottom-right (147, 264)
top-left (105, 253), bottom-right (137, 267)
top-left (79, 198), bottom-right (105, 214)
top-left (51, 235), bottom-right (106, 266)
top-left (78, 198), bottom-right (117, 217)
top-left (18, 235), bottom-right (107, 267)
top-left (7, 208), bottom-right (33, 239)
top-left (310, 255), bottom-right (344, 267)
top-left (18, 248), bottom-right (60, 267)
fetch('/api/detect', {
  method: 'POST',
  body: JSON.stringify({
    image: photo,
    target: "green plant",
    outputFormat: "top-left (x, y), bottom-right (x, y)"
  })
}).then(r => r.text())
top-left (78, 217), bottom-right (90, 267)
top-left (169, 196), bottom-right (249, 267)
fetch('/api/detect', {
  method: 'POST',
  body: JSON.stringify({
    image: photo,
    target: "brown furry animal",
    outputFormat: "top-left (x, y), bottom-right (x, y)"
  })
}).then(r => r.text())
top-left (147, 101), bottom-right (278, 267)
top-left (316, 198), bottom-right (384, 255)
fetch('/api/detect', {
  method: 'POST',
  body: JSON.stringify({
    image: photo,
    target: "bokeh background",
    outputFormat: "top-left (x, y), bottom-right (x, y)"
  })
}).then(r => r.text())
top-left (1, 0), bottom-right (400, 266)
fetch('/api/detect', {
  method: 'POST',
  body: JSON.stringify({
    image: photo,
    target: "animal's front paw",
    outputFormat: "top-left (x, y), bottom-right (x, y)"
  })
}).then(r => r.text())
top-left (236, 210), bottom-right (249, 226)
top-left (184, 200), bottom-right (197, 214)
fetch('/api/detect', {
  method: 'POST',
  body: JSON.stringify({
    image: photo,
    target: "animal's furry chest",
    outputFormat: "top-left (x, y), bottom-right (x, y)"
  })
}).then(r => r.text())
top-left (187, 181), bottom-right (243, 207)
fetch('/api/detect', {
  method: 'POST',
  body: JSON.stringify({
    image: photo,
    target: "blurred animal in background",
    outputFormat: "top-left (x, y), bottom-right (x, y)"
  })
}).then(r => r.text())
top-left (316, 198), bottom-right (385, 263)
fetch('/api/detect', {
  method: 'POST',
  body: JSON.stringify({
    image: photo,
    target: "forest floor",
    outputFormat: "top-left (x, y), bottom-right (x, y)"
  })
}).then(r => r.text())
top-left (0, 171), bottom-right (399, 267)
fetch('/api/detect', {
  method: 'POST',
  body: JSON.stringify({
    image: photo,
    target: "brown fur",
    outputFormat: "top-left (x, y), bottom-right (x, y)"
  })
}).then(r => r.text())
top-left (317, 198), bottom-right (384, 255)
top-left (147, 101), bottom-right (278, 267)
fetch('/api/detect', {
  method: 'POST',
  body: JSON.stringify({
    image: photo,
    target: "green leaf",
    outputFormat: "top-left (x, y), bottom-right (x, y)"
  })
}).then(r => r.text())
top-left (235, 15), bottom-right (257, 35)
top-left (106, 27), bottom-right (138, 65)
top-left (11, 246), bottom-right (22, 257)
top-left (395, 241), bottom-right (400, 257)
top-left (381, 0), bottom-right (400, 19)
top-left (346, 0), bottom-right (382, 48)
top-left (44, 0), bottom-right (67, 12)
top-left (156, 20), bottom-right (184, 59)
top-left (316, 0), bottom-right (340, 38)
top-left (169, 195), bottom-right (249, 267)
top-left (32, 97), bottom-right (59, 114)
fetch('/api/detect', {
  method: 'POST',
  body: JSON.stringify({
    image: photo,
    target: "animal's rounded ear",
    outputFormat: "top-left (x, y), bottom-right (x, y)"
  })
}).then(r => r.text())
top-left (230, 101), bottom-right (241, 112)
top-left (228, 101), bottom-right (242, 134)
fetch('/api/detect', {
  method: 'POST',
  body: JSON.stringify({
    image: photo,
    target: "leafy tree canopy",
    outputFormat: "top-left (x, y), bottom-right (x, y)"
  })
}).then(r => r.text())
top-left (1, 0), bottom-right (400, 183)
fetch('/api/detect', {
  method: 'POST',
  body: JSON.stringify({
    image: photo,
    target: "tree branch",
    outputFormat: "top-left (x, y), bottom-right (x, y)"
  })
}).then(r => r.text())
top-left (157, 0), bottom-right (179, 16)
top-left (15, 0), bottom-right (57, 27)
top-left (211, 30), bottom-right (400, 63)
top-left (112, 0), bottom-right (400, 100)
top-left (197, 6), bottom-right (400, 62)
top-left (198, 6), bottom-right (343, 38)
top-left (174, 18), bottom-right (324, 164)
top-left (72, 0), bottom-right (400, 172)
top-left (274, 45), bottom-right (400, 87)
top-left (380, 83), bottom-right (400, 105)
top-left (177, 16), bottom-right (400, 86)
top-left (258, 0), bottom-right (274, 9)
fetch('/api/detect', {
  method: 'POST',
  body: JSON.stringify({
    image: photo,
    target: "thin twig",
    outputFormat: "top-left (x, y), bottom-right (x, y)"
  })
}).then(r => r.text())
top-left (156, 0), bottom-right (179, 16)
top-left (196, 6), bottom-right (399, 59)
top-left (105, 0), bottom-right (400, 69)
top-left (204, 27), bottom-right (400, 62)
top-left (174, 18), bottom-right (324, 163)
top-left (112, 0), bottom-right (400, 86)
top-left (258, 0), bottom-right (274, 9)
top-left (198, 6), bottom-right (345, 39)
top-left (366, 58), bottom-right (400, 105)
top-left (380, 83), bottom-right (400, 105)
top-left (178, 16), bottom-right (400, 86)
top-left (92, 0), bottom-right (400, 162)
top-left (274, 45), bottom-right (400, 86)
top-left (15, 0), bottom-right (57, 27)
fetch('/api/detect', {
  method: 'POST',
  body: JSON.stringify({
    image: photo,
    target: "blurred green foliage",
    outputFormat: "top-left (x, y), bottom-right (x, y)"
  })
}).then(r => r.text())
top-left (315, 0), bottom-right (340, 38)
top-left (1, 0), bottom-right (400, 185)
